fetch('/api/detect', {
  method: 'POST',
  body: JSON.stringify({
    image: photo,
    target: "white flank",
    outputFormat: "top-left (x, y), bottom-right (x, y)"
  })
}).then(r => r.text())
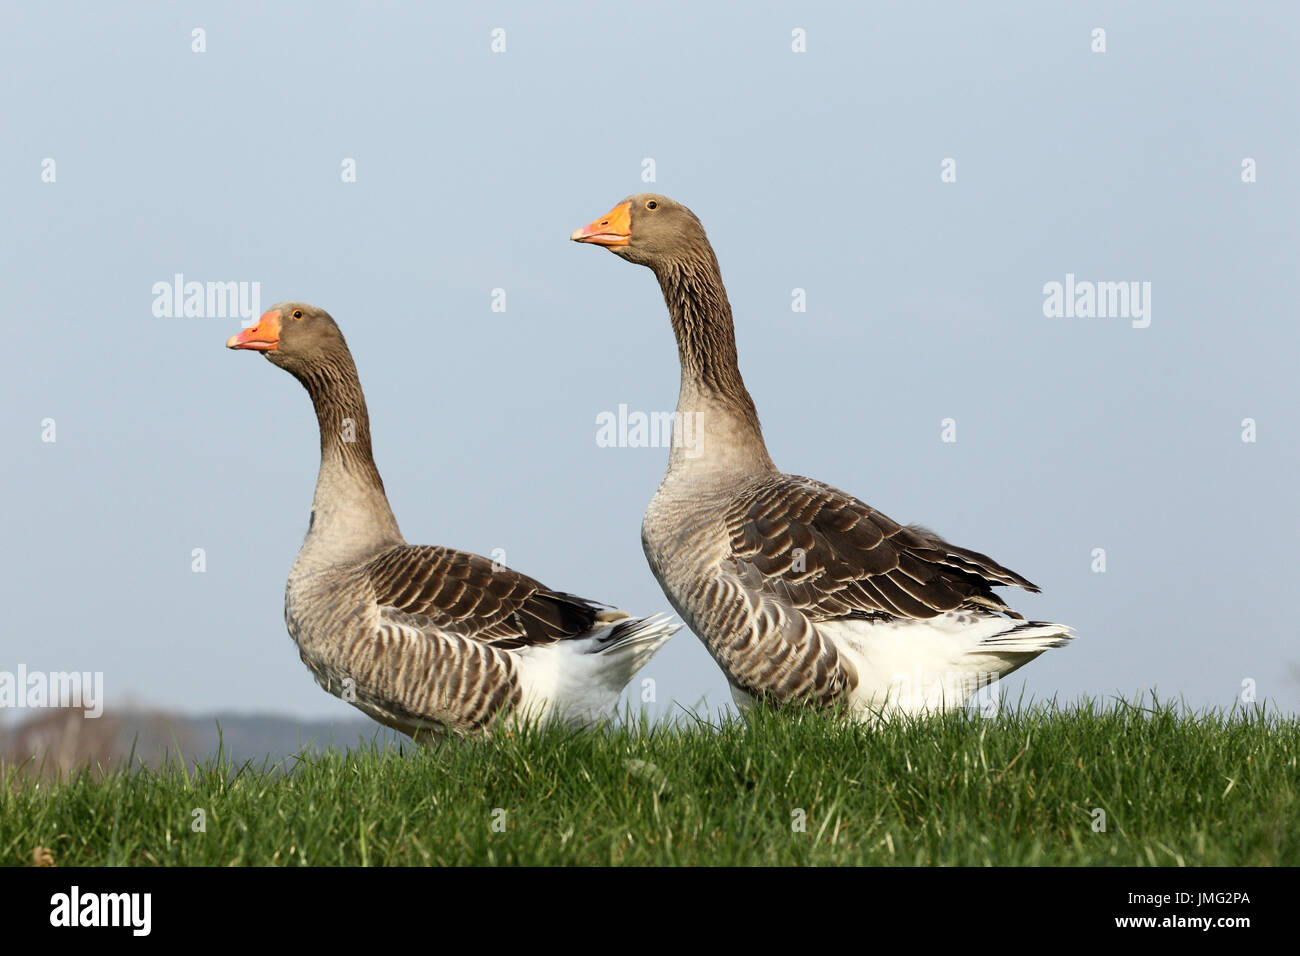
top-left (821, 613), bottom-right (1076, 719)
top-left (514, 614), bottom-right (681, 726)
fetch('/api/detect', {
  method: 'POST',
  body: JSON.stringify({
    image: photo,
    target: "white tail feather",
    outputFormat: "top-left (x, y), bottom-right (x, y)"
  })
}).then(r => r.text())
top-left (822, 612), bottom-right (1077, 719)
top-left (515, 614), bottom-right (681, 726)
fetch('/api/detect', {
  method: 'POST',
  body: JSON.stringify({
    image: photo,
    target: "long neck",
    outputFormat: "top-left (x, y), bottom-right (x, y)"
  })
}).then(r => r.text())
top-left (654, 246), bottom-right (775, 476)
top-left (289, 349), bottom-right (403, 569)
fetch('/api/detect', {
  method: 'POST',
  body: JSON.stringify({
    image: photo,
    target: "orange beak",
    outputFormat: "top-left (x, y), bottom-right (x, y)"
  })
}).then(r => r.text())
top-left (570, 202), bottom-right (631, 246)
top-left (226, 310), bottom-right (282, 351)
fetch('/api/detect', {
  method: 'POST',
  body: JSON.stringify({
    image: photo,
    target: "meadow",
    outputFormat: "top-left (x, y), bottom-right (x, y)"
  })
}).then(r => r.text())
top-left (3, 697), bottom-right (1296, 866)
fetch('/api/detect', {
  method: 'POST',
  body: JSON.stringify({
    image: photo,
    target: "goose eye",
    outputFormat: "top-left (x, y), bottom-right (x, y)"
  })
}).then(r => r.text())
top-left (293, 310), bottom-right (303, 319)
top-left (646, 200), bottom-right (658, 210)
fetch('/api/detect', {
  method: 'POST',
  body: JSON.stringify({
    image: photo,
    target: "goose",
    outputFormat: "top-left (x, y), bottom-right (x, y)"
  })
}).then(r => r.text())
top-left (226, 302), bottom-right (679, 741)
top-left (571, 196), bottom-right (1075, 720)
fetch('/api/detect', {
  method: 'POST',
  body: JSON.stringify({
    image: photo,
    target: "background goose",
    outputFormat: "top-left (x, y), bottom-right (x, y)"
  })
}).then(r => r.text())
top-left (226, 303), bottom-right (678, 741)
top-left (572, 196), bottom-right (1075, 720)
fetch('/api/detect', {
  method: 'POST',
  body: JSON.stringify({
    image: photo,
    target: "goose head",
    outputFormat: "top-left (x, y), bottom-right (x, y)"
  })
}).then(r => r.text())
top-left (570, 194), bottom-right (708, 269)
top-left (226, 302), bottom-right (347, 374)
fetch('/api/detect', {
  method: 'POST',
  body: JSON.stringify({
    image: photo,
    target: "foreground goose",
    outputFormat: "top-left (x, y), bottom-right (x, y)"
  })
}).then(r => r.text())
top-left (572, 196), bottom-right (1075, 719)
top-left (226, 303), bottom-right (678, 740)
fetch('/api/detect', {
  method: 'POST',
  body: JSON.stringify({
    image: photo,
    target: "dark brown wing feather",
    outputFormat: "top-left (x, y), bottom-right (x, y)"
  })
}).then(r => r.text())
top-left (361, 545), bottom-right (602, 648)
top-left (726, 475), bottom-right (1038, 623)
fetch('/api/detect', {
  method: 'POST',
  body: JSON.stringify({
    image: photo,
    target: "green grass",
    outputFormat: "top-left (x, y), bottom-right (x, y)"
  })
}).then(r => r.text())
top-left (4, 697), bottom-right (1297, 866)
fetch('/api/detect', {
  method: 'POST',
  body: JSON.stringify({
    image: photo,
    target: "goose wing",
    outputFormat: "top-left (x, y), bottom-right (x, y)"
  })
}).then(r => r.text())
top-left (360, 544), bottom-right (609, 649)
top-left (725, 474), bottom-right (1038, 623)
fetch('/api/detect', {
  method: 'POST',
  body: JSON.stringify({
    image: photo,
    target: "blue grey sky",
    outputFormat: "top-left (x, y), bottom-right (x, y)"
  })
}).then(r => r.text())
top-left (3, 2), bottom-right (1297, 723)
